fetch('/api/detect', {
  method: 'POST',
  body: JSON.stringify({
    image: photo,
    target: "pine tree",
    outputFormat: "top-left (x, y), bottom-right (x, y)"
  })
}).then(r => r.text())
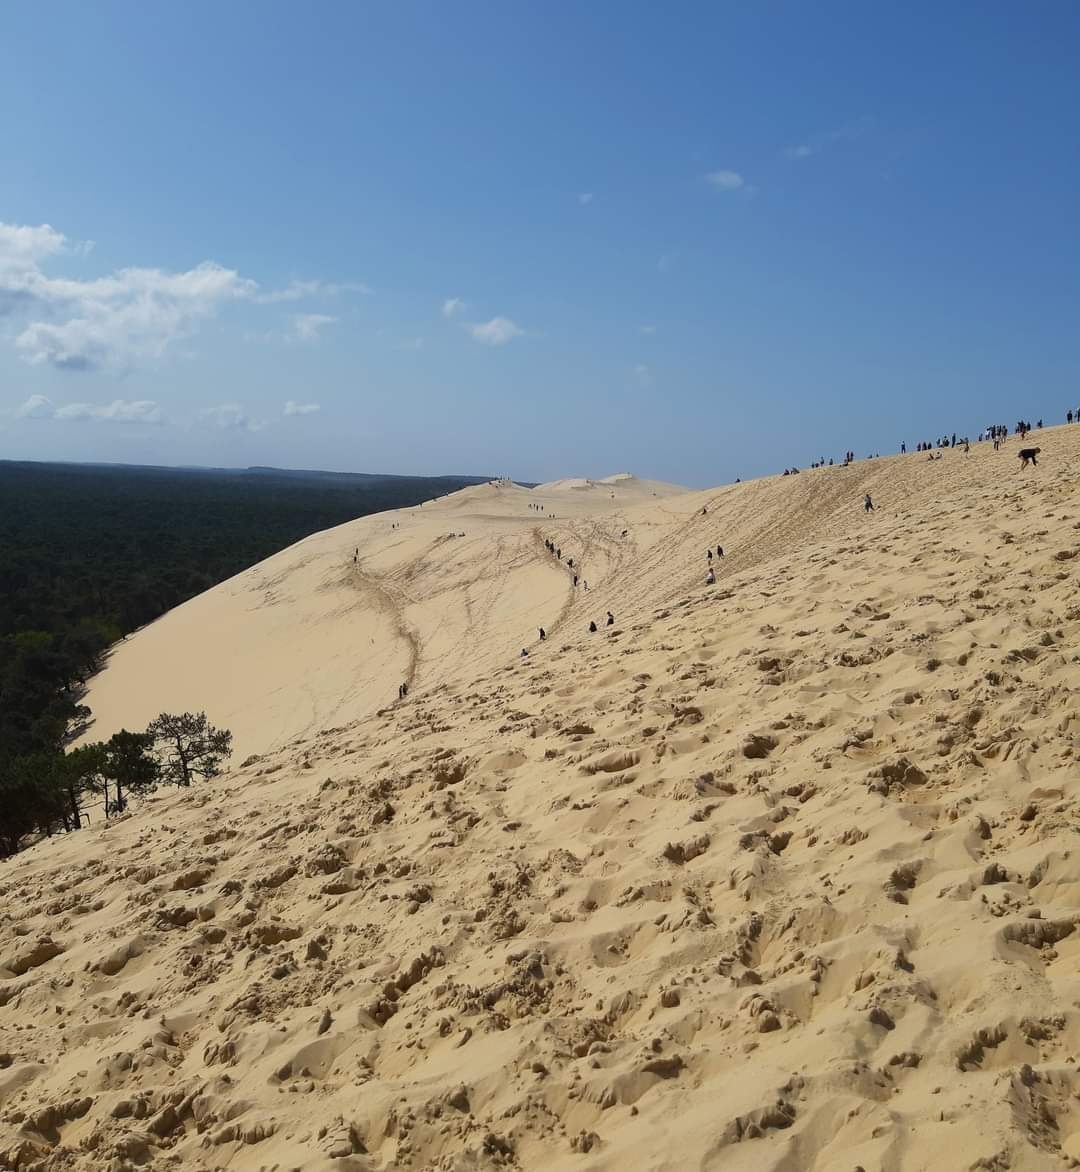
top-left (146, 712), bottom-right (233, 787)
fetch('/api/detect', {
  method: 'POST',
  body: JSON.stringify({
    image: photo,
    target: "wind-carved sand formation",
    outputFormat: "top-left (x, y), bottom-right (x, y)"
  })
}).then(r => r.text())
top-left (3, 435), bottom-right (1080, 1171)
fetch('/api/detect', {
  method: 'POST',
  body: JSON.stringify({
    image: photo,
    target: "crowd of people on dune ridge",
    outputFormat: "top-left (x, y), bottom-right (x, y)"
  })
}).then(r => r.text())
top-left (786, 411), bottom-right (1075, 478)
top-left (388, 410), bottom-right (1073, 700)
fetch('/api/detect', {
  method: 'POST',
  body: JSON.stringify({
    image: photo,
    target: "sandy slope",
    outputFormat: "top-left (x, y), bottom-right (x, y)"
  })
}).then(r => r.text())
top-left (4, 432), bottom-right (1080, 1171)
top-left (75, 475), bottom-right (688, 758)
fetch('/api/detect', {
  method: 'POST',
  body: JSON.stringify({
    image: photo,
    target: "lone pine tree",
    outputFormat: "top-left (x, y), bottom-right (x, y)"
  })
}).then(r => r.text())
top-left (147, 712), bottom-right (233, 787)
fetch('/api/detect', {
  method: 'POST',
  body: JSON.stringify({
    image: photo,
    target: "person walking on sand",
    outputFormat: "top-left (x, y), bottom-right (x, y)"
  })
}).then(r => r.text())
top-left (589, 620), bottom-right (598, 633)
top-left (606, 611), bottom-right (615, 626)
top-left (864, 493), bottom-right (875, 513)
top-left (705, 566), bottom-right (716, 585)
top-left (717, 545), bottom-right (724, 558)
top-left (538, 627), bottom-right (546, 640)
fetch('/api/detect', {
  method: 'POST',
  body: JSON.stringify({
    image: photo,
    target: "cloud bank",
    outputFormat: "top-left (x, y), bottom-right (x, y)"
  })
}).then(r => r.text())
top-left (0, 220), bottom-right (366, 373)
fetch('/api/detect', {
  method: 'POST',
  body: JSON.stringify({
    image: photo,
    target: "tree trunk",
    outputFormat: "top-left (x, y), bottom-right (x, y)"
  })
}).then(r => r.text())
top-left (173, 734), bottom-right (191, 786)
top-left (67, 786), bottom-right (82, 829)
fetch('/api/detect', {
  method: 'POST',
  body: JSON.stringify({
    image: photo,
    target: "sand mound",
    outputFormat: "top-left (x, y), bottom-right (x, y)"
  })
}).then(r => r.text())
top-left (5, 428), bottom-right (1080, 1170)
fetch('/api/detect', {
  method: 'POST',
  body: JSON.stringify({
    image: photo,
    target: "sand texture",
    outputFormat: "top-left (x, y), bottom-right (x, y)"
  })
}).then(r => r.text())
top-left (3, 436), bottom-right (1080, 1171)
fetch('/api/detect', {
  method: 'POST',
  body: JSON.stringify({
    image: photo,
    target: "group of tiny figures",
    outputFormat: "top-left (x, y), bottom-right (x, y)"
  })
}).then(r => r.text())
top-left (907, 434), bottom-right (970, 453)
top-left (543, 537), bottom-right (589, 590)
top-left (526, 610), bottom-right (614, 656)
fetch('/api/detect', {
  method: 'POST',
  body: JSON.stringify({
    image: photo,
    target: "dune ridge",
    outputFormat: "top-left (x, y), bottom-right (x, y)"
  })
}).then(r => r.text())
top-left (4, 428), bottom-right (1080, 1170)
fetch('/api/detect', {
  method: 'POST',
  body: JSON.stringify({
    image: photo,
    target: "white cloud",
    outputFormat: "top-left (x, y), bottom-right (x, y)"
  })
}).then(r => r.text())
top-left (284, 400), bottom-right (320, 416)
top-left (706, 170), bottom-right (745, 191)
top-left (291, 312), bottom-right (337, 342)
top-left (578, 192), bottom-right (594, 206)
top-left (13, 393), bottom-right (162, 423)
top-left (0, 221), bottom-right (257, 372)
top-left (198, 403), bottom-right (265, 431)
top-left (14, 393), bottom-right (55, 418)
top-left (0, 220), bottom-right (363, 372)
top-left (442, 297), bottom-right (465, 319)
top-left (54, 399), bottom-right (163, 424)
top-left (466, 316), bottom-right (525, 347)
top-left (0, 223), bottom-right (66, 273)
top-left (785, 122), bottom-right (870, 161)
top-left (257, 279), bottom-right (371, 303)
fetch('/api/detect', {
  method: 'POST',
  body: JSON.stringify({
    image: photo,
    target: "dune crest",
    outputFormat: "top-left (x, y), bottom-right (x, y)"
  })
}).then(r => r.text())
top-left (5, 431), bottom-right (1080, 1170)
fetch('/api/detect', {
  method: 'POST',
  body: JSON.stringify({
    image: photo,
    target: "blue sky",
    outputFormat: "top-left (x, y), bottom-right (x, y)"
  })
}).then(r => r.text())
top-left (2, 2), bottom-right (1078, 486)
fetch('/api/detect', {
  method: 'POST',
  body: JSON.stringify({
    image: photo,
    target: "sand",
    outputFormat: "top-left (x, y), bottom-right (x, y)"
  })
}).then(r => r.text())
top-left (3, 435), bottom-right (1080, 1171)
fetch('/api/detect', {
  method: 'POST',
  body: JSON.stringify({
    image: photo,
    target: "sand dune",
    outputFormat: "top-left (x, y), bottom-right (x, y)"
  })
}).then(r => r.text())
top-left (5, 429), bottom-right (1080, 1170)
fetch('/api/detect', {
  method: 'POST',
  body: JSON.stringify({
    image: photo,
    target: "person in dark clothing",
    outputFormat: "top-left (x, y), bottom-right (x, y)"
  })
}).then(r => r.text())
top-left (1018, 447), bottom-right (1041, 468)
top-left (606, 611), bottom-right (615, 626)
top-left (538, 627), bottom-right (546, 640)
top-left (864, 493), bottom-right (875, 512)
top-left (588, 620), bottom-right (597, 633)
top-left (716, 545), bottom-right (724, 558)
top-left (707, 549), bottom-right (713, 562)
